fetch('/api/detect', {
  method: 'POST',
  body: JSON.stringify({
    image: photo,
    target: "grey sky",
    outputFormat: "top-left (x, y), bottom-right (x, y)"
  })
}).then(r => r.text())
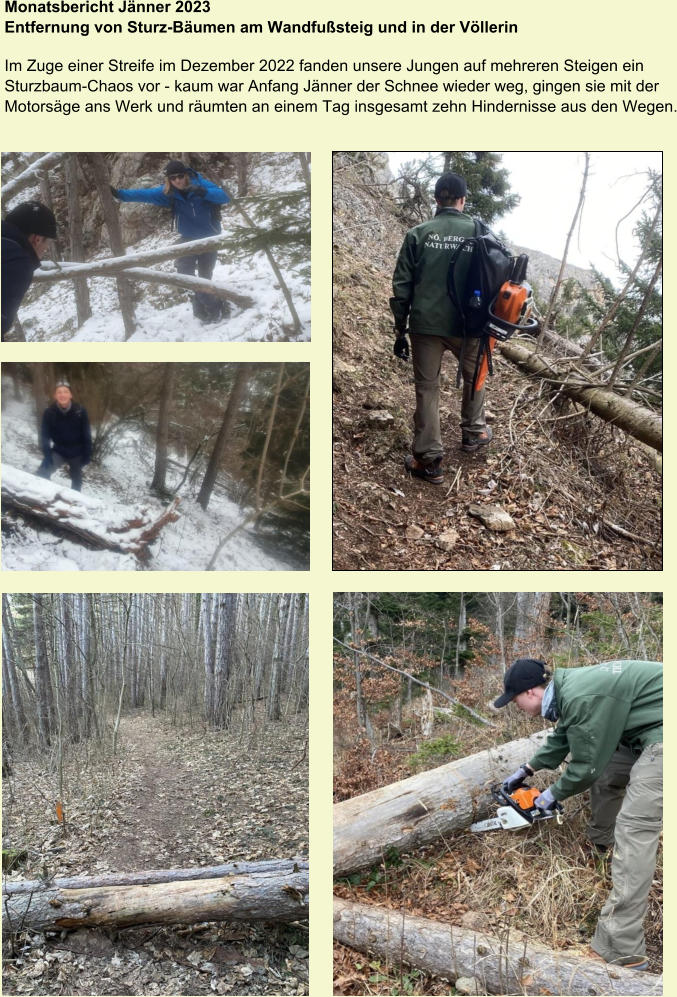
top-left (387, 151), bottom-right (661, 279)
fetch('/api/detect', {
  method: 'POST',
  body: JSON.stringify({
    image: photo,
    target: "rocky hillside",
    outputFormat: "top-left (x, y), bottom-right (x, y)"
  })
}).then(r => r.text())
top-left (332, 154), bottom-right (661, 571)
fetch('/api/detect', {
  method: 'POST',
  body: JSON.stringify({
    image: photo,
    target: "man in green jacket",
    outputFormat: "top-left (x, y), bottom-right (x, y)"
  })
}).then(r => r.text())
top-left (390, 172), bottom-right (491, 486)
top-left (497, 658), bottom-right (663, 970)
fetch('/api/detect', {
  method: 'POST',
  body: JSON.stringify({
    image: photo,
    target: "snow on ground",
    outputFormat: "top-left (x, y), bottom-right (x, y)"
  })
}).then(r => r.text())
top-left (13, 154), bottom-right (310, 343)
top-left (1, 394), bottom-right (308, 572)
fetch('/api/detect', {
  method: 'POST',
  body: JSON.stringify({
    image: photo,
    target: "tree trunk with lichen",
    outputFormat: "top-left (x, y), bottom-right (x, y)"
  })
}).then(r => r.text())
top-left (333, 898), bottom-right (663, 997)
top-left (3, 860), bottom-right (308, 933)
top-left (334, 730), bottom-right (552, 878)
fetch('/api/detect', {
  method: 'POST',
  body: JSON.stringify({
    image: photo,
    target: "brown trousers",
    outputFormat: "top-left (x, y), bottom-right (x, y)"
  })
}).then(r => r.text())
top-left (410, 333), bottom-right (487, 463)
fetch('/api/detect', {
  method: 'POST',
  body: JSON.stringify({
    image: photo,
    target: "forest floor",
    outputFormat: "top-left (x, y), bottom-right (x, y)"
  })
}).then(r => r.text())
top-left (2, 710), bottom-right (309, 996)
top-left (332, 164), bottom-right (662, 571)
top-left (332, 704), bottom-right (663, 995)
top-left (0, 391), bottom-right (308, 572)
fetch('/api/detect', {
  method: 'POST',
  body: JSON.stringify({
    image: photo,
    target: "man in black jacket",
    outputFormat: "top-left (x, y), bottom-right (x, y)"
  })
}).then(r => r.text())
top-left (1, 201), bottom-right (57, 340)
top-left (37, 381), bottom-right (92, 492)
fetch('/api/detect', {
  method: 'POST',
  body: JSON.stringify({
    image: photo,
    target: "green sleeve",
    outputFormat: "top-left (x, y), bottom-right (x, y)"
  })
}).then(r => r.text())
top-left (389, 233), bottom-right (416, 332)
top-left (549, 695), bottom-right (630, 801)
top-left (528, 726), bottom-right (570, 773)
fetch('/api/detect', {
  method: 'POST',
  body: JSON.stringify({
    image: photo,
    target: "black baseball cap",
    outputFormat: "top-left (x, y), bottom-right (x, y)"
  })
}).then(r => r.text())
top-left (6, 201), bottom-right (57, 239)
top-left (494, 658), bottom-right (549, 708)
top-left (434, 172), bottom-right (467, 201)
top-left (164, 159), bottom-right (188, 177)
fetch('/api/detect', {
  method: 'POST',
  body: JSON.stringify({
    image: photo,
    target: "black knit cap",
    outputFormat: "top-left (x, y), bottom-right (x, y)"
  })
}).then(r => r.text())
top-left (164, 159), bottom-right (188, 176)
top-left (434, 172), bottom-right (467, 201)
top-left (494, 658), bottom-right (549, 708)
top-left (5, 201), bottom-right (57, 239)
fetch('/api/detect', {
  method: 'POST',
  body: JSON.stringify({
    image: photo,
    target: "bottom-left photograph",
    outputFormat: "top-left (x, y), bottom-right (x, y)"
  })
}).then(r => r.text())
top-left (2, 591), bottom-right (309, 997)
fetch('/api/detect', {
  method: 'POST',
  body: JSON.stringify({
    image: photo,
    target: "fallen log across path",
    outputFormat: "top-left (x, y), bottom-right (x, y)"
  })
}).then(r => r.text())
top-left (498, 336), bottom-right (662, 453)
top-left (33, 234), bottom-right (236, 280)
top-left (3, 859), bottom-right (309, 933)
top-left (334, 730), bottom-right (551, 878)
top-left (334, 898), bottom-right (663, 997)
top-left (1, 464), bottom-right (180, 559)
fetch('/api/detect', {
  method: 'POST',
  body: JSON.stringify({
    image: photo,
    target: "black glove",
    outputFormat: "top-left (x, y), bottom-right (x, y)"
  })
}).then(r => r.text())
top-left (502, 764), bottom-right (533, 793)
top-left (190, 184), bottom-right (207, 197)
top-left (393, 331), bottom-right (409, 361)
top-left (110, 185), bottom-right (120, 199)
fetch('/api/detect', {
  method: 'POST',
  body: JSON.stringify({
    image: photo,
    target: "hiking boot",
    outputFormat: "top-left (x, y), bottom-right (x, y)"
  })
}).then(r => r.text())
top-left (404, 455), bottom-right (444, 485)
top-left (586, 948), bottom-right (649, 971)
top-left (461, 426), bottom-right (493, 452)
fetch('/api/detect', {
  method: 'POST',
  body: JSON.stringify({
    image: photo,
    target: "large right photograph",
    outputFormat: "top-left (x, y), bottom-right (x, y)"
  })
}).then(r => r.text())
top-left (333, 591), bottom-right (663, 995)
top-left (332, 151), bottom-right (662, 570)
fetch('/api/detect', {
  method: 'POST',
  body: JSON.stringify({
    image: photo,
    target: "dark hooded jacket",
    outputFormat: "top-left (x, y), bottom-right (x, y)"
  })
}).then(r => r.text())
top-left (41, 402), bottom-right (92, 464)
top-left (1, 220), bottom-right (41, 338)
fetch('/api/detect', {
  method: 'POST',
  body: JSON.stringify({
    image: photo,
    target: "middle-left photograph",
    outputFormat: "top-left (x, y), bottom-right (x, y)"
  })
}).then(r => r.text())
top-left (1, 362), bottom-right (310, 572)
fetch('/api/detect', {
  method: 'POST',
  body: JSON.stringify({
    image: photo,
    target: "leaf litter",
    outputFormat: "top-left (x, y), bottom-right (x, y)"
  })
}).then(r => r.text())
top-left (3, 710), bottom-right (308, 995)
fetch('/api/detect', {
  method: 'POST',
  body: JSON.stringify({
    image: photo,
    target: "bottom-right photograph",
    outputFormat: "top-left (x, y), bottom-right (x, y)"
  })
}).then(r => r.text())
top-left (333, 591), bottom-right (663, 996)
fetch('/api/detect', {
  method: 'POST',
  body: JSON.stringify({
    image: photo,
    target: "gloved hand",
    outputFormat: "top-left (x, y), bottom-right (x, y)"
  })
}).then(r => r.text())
top-left (110, 185), bottom-right (120, 199)
top-left (502, 764), bottom-right (533, 793)
top-left (393, 331), bottom-right (409, 361)
top-left (189, 184), bottom-right (207, 197)
top-left (534, 787), bottom-right (558, 811)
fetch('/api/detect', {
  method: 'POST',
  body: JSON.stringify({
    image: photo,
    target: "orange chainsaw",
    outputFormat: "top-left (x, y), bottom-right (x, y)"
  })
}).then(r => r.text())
top-left (473, 255), bottom-right (538, 394)
top-left (470, 783), bottom-right (564, 833)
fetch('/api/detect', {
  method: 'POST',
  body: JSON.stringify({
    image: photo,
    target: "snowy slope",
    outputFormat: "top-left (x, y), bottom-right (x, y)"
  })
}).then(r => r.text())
top-left (8, 153), bottom-right (310, 343)
top-left (1, 394), bottom-right (308, 572)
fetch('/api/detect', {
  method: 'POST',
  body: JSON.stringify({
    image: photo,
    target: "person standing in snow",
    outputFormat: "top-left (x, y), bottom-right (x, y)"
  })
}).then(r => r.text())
top-left (111, 160), bottom-right (230, 324)
top-left (37, 381), bottom-right (92, 492)
top-left (1, 201), bottom-right (57, 341)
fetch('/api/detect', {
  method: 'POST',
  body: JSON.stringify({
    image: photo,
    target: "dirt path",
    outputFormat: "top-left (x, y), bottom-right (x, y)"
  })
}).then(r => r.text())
top-left (2, 709), bottom-right (309, 996)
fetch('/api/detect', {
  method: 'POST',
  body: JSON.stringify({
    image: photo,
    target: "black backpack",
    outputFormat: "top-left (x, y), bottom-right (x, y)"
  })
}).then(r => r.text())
top-left (447, 218), bottom-right (514, 336)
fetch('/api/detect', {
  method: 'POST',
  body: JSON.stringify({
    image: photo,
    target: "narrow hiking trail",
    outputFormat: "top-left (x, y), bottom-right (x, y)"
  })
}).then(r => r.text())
top-left (2, 711), bottom-right (309, 996)
top-left (332, 163), bottom-right (662, 571)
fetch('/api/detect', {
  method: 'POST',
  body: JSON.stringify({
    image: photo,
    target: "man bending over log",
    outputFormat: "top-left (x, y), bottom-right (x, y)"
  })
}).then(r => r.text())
top-left (37, 380), bottom-right (92, 492)
top-left (496, 657), bottom-right (662, 971)
top-left (111, 160), bottom-right (230, 324)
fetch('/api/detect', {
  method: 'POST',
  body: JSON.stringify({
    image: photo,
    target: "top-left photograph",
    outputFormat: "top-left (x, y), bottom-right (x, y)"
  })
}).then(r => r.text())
top-left (1, 151), bottom-right (311, 343)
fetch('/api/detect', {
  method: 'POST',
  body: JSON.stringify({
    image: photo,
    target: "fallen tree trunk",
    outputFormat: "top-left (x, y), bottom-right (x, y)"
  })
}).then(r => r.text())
top-left (33, 234), bottom-right (235, 280)
top-left (498, 337), bottom-right (662, 453)
top-left (1, 464), bottom-right (180, 558)
top-left (334, 730), bottom-right (551, 878)
top-left (1, 152), bottom-right (67, 201)
top-left (3, 858), bottom-right (307, 895)
top-left (102, 266), bottom-right (254, 310)
top-left (2, 859), bottom-right (308, 933)
top-left (334, 898), bottom-right (663, 997)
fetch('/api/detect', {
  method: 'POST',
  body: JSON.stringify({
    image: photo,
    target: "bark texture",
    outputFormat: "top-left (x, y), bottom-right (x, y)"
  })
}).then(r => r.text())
top-left (334, 898), bottom-right (663, 997)
top-left (334, 730), bottom-right (551, 878)
top-left (1, 465), bottom-right (179, 558)
top-left (498, 338), bottom-right (662, 452)
top-left (3, 860), bottom-right (308, 933)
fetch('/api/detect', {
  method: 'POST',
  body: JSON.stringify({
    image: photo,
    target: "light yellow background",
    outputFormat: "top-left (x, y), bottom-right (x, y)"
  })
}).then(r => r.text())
top-left (1, 0), bottom-right (671, 994)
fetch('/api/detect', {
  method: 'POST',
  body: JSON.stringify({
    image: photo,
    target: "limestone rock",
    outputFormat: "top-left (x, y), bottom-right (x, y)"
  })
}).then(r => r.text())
top-left (468, 503), bottom-right (515, 532)
top-left (435, 529), bottom-right (459, 552)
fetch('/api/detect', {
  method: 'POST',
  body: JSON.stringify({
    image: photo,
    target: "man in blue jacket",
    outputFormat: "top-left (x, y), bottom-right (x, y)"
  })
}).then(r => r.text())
top-left (112, 160), bottom-right (230, 323)
top-left (1, 201), bottom-right (57, 340)
top-left (37, 381), bottom-right (92, 492)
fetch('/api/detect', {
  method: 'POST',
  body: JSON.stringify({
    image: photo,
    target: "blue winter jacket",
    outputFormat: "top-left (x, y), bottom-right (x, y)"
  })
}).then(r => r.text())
top-left (116, 169), bottom-right (229, 241)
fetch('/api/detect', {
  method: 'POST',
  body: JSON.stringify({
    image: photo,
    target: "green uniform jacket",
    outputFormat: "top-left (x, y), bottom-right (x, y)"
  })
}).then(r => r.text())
top-left (527, 660), bottom-right (663, 801)
top-left (390, 207), bottom-right (477, 338)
